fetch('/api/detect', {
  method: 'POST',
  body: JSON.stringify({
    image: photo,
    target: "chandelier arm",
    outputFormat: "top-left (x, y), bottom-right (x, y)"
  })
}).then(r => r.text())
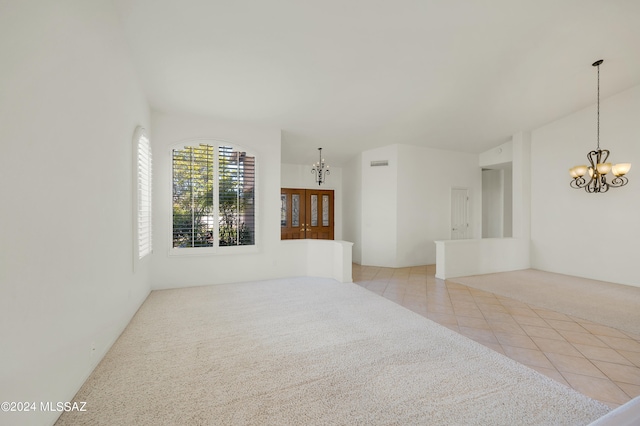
top-left (587, 150), bottom-right (597, 167)
top-left (610, 176), bottom-right (629, 187)
top-left (584, 151), bottom-right (598, 190)
top-left (570, 177), bottom-right (586, 189)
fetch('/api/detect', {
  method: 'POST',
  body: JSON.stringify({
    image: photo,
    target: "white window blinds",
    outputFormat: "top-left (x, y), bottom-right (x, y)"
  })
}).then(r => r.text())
top-left (137, 129), bottom-right (152, 258)
top-left (172, 143), bottom-right (255, 248)
top-left (219, 146), bottom-right (255, 246)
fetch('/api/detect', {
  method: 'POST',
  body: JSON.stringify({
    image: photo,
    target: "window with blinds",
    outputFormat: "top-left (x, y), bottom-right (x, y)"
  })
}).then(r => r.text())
top-left (172, 143), bottom-right (255, 249)
top-left (136, 128), bottom-right (152, 259)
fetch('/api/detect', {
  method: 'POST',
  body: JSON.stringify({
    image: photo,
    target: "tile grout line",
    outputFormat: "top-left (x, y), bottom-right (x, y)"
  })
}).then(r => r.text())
top-left (353, 265), bottom-right (640, 407)
top-left (473, 283), bottom-right (634, 406)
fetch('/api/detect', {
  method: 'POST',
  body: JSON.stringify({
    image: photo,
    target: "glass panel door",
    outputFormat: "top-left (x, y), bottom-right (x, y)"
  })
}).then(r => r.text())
top-left (280, 188), bottom-right (307, 239)
top-left (322, 195), bottom-right (329, 227)
top-left (310, 195), bottom-right (318, 227)
top-left (292, 194), bottom-right (300, 227)
top-left (280, 194), bottom-right (287, 227)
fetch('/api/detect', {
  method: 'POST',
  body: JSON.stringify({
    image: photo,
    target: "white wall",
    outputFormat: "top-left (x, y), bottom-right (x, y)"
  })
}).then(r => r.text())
top-left (480, 141), bottom-right (513, 168)
top-left (0, 2), bottom-right (151, 425)
top-left (301, 239), bottom-right (354, 283)
top-left (439, 137), bottom-right (529, 279)
top-left (482, 169), bottom-right (504, 238)
top-left (481, 167), bottom-right (513, 238)
top-left (511, 132), bottom-right (532, 239)
top-left (342, 153), bottom-right (362, 263)
top-left (435, 238), bottom-right (530, 279)
top-left (356, 144), bottom-right (481, 267)
top-left (479, 139), bottom-right (517, 239)
top-left (397, 145), bottom-right (482, 266)
top-left (281, 163), bottom-right (343, 240)
top-left (531, 84), bottom-right (640, 287)
top-left (503, 167), bottom-right (513, 238)
top-left (361, 146), bottom-right (399, 266)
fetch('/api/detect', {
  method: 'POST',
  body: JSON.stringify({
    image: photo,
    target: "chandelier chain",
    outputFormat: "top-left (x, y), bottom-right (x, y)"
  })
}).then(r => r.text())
top-left (597, 62), bottom-right (600, 150)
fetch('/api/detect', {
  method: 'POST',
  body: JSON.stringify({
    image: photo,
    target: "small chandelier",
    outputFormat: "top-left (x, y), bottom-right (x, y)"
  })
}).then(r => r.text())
top-left (311, 147), bottom-right (330, 186)
top-left (569, 59), bottom-right (631, 193)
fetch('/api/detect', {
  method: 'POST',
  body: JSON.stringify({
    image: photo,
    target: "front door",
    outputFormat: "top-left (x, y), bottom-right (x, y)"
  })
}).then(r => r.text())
top-left (281, 188), bottom-right (334, 240)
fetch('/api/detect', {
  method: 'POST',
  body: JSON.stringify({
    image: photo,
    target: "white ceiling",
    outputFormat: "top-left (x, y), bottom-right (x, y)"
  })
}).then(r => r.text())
top-left (114, 0), bottom-right (640, 165)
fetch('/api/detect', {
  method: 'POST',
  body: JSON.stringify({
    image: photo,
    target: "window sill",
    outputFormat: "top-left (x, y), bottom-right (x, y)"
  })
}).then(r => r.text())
top-left (168, 245), bottom-right (259, 257)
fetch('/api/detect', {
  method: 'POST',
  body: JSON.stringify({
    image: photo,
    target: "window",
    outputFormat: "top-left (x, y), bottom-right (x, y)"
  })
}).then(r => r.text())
top-left (172, 142), bottom-right (255, 250)
top-left (135, 126), bottom-right (152, 259)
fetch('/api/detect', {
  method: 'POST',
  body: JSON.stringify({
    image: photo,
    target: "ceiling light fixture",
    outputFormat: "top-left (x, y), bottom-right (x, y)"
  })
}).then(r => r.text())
top-left (569, 59), bottom-right (631, 193)
top-left (311, 148), bottom-right (330, 186)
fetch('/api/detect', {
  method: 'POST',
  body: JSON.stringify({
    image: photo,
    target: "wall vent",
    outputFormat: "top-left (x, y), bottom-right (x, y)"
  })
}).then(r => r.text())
top-left (370, 160), bottom-right (389, 167)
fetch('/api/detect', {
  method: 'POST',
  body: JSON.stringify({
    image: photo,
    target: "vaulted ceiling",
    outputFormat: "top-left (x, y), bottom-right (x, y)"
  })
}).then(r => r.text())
top-left (114, 0), bottom-right (640, 165)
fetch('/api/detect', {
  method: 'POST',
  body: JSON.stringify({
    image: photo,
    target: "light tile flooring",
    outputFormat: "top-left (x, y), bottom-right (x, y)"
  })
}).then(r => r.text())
top-left (352, 264), bottom-right (640, 409)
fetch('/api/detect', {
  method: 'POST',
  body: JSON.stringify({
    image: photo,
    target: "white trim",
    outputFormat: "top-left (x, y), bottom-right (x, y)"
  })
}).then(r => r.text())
top-left (168, 245), bottom-right (259, 257)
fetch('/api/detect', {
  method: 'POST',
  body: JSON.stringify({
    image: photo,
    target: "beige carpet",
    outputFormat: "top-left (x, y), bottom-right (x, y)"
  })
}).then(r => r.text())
top-left (448, 269), bottom-right (640, 336)
top-left (57, 277), bottom-right (610, 425)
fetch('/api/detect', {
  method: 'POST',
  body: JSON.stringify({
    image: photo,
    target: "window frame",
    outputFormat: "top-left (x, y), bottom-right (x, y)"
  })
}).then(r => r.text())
top-left (168, 139), bottom-right (258, 257)
top-left (133, 126), bottom-right (152, 263)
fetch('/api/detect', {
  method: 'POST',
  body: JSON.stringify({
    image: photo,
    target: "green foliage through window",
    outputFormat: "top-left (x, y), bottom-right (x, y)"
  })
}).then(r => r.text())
top-left (172, 144), bottom-right (255, 248)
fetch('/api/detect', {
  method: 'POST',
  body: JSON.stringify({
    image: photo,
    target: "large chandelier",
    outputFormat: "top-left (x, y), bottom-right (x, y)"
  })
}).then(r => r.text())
top-left (311, 148), bottom-right (330, 186)
top-left (569, 60), bottom-right (631, 193)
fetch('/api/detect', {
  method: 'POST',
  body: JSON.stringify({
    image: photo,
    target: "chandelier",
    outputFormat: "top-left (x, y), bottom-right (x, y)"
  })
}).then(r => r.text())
top-left (311, 148), bottom-right (330, 186)
top-left (569, 59), bottom-right (631, 193)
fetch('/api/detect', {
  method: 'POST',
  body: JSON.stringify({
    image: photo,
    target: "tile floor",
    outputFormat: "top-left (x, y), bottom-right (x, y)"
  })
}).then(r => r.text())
top-left (352, 264), bottom-right (640, 409)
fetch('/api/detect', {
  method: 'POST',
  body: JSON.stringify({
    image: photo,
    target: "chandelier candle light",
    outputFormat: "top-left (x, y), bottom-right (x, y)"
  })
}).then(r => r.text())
top-left (569, 59), bottom-right (631, 193)
top-left (312, 147), bottom-right (330, 186)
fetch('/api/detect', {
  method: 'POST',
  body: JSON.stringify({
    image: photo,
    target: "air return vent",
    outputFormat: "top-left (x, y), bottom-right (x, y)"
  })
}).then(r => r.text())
top-left (370, 160), bottom-right (389, 167)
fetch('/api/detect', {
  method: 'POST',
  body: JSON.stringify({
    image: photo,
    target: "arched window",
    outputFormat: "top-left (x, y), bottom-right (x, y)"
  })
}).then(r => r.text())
top-left (172, 142), bottom-right (255, 249)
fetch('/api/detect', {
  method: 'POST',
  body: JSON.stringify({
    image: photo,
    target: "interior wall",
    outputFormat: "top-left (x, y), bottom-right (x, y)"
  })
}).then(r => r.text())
top-left (531, 84), bottom-right (640, 287)
top-left (503, 167), bottom-right (513, 237)
top-left (396, 145), bottom-right (482, 266)
top-left (480, 141), bottom-right (513, 168)
top-left (511, 132), bottom-right (532, 239)
top-left (281, 163), bottom-right (343, 240)
top-left (342, 153), bottom-right (362, 263)
top-left (480, 166), bottom-right (513, 239)
top-left (357, 144), bottom-right (481, 267)
top-left (360, 145), bottom-right (399, 267)
top-left (0, 2), bottom-right (151, 425)
top-left (151, 112), bottom-right (290, 289)
top-left (482, 169), bottom-right (504, 238)
top-left (479, 140), bottom-right (516, 239)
